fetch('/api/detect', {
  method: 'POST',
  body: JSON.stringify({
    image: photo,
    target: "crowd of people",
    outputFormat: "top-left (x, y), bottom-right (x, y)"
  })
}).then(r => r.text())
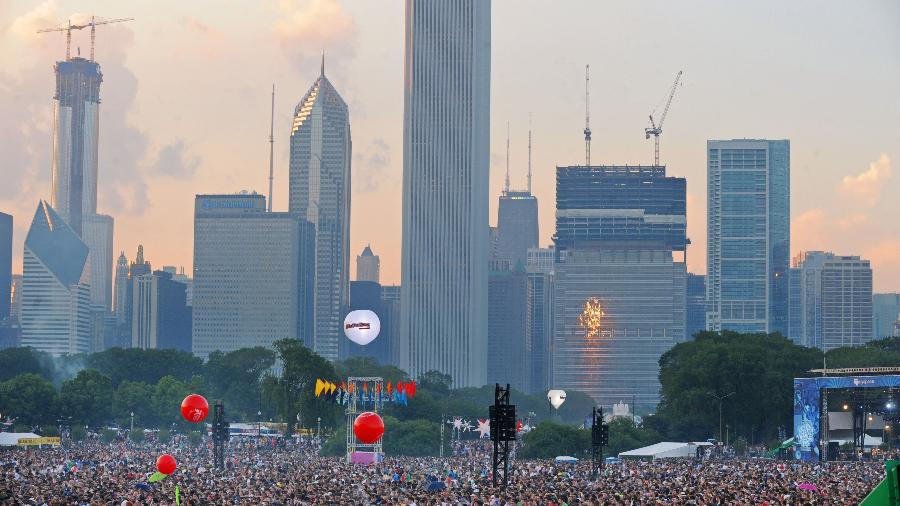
top-left (0, 435), bottom-right (888, 505)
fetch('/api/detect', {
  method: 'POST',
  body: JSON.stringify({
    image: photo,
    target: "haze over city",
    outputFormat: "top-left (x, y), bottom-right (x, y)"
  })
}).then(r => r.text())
top-left (1, 0), bottom-right (898, 289)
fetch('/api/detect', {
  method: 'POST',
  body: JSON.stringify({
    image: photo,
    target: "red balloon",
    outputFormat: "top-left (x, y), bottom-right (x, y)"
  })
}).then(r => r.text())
top-left (180, 394), bottom-right (209, 423)
top-left (353, 412), bottom-right (385, 444)
top-left (156, 454), bottom-right (177, 475)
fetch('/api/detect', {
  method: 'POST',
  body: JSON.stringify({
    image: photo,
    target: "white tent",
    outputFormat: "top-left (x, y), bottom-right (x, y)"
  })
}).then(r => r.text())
top-left (0, 432), bottom-right (40, 446)
top-left (619, 442), bottom-right (698, 460)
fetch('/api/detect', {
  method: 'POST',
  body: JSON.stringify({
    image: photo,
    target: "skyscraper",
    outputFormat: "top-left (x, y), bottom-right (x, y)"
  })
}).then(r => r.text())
top-left (21, 201), bottom-right (91, 355)
top-left (874, 294), bottom-right (900, 341)
top-left (193, 193), bottom-right (315, 358)
top-left (495, 191), bottom-right (538, 270)
top-left (400, 0), bottom-right (491, 387)
top-left (356, 245), bottom-right (380, 283)
top-left (0, 212), bottom-right (11, 322)
top-left (49, 54), bottom-right (114, 333)
top-left (114, 252), bottom-right (128, 323)
top-left (794, 251), bottom-right (873, 350)
top-left (525, 246), bottom-right (554, 394)
top-left (342, 280), bottom-right (391, 364)
top-left (686, 273), bottom-right (706, 340)
top-left (51, 57), bottom-right (101, 237)
top-left (380, 285), bottom-right (401, 367)
top-left (487, 260), bottom-right (528, 391)
top-left (706, 139), bottom-right (789, 335)
top-left (552, 166), bottom-right (686, 411)
top-left (289, 57), bottom-right (351, 362)
top-left (132, 270), bottom-right (191, 352)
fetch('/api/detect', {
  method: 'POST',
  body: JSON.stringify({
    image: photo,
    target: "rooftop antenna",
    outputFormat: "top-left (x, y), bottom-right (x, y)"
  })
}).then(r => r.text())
top-left (584, 65), bottom-right (591, 166)
top-left (504, 121), bottom-right (510, 194)
top-left (268, 84), bottom-right (275, 212)
top-left (527, 113), bottom-right (532, 194)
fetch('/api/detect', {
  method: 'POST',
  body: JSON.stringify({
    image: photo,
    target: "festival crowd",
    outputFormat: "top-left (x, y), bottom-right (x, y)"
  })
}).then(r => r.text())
top-left (0, 436), bottom-right (887, 505)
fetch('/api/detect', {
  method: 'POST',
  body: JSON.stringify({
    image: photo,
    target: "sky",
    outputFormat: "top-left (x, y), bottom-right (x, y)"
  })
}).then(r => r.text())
top-left (1, 0), bottom-right (899, 290)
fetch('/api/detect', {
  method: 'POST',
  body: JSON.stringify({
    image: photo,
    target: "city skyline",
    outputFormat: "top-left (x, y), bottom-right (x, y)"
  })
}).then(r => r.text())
top-left (1, 0), bottom-right (899, 291)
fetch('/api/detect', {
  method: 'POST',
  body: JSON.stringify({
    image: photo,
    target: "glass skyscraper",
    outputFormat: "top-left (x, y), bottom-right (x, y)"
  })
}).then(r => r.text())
top-left (706, 139), bottom-right (789, 335)
top-left (21, 201), bottom-right (92, 355)
top-left (552, 166), bottom-right (686, 412)
top-left (289, 59), bottom-right (351, 362)
top-left (400, 0), bottom-right (491, 387)
top-left (496, 191), bottom-right (538, 270)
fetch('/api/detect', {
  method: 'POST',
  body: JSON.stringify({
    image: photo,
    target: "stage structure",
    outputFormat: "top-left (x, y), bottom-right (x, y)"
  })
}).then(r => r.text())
top-left (794, 368), bottom-right (900, 462)
top-left (346, 376), bottom-right (384, 464)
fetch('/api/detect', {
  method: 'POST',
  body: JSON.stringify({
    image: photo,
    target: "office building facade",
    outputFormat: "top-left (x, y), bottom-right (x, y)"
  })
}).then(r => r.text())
top-left (496, 191), bottom-right (538, 270)
top-left (874, 294), bottom-right (900, 340)
top-left (525, 247), bottom-right (554, 393)
top-left (289, 59), bottom-right (351, 362)
top-left (20, 201), bottom-right (92, 355)
top-left (381, 285), bottom-right (401, 367)
top-left (193, 193), bottom-right (314, 358)
top-left (686, 273), bottom-right (706, 340)
top-left (487, 260), bottom-right (528, 391)
top-left (341, 280), bottom-right (392, 364)
top-left (552, 166), bottom-right (686, 412)
top-left (794, 251), bottom-right (872, 350)
top-left (132, 270), bottom-right (191, 352)
top-left (82, 213), bottom-right (114, 310)
top-left (400, 0), bottom-right (491, 387)
top-left (706, 139), bottom-right (790, 334)
top-left (114, 252), bottom-right (128, 323)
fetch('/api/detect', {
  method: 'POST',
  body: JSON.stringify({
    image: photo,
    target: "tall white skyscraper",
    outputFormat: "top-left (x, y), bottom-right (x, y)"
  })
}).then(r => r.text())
top-left (400, 0), bottom-right (491, 387)
top-left (289, 57), bottom-right (351, 362)
top-left (114, 252), bottom-right (128, 323)
top-left (21, 201), bottom-right (92, 355)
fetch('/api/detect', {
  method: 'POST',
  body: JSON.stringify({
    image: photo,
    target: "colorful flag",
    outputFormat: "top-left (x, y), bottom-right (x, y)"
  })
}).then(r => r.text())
top-left (315, 379), bottom-right (326, 397)
top-left (148, 471), bottom-right (168, 483)
top-left (175, 485), bottom-right (181, 506)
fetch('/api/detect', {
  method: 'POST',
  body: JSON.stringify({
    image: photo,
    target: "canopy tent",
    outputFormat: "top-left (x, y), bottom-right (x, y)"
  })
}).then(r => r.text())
top-left (619, 442), bottom-right (699, 460)
top-left (0, 432), bottom-right (40, 446)
top-left (764, 437), bottom-right (796, 458)
top-left (554, 456), bottom-right (579, 463)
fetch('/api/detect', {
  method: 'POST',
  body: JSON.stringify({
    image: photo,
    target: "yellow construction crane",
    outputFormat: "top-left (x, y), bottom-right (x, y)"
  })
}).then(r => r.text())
top-left (645, 70), bottom-right (683, 167)
top-left (37, 16), bottom-right (134, 62)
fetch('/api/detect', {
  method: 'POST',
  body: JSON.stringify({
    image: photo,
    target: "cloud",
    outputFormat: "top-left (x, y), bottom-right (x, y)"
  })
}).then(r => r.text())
top-left (272, 0), bottom-right (357, 72)
top-left (151, 139), bottom-right (201, 178)
top-left (353, 138), bottom-right (390, 192)
top-left (865, 239), bottom-right (900, 292)
top-left (838, 153), bottom-right (892, 205)
top-left (791, 208), bottom-right (828, 253)
top-left (0, 2), bottom-right (151, 217)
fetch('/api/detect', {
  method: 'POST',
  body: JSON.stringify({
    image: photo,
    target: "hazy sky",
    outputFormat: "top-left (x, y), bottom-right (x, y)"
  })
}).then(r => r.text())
top-left (1, 0), bottom-right (899, 290)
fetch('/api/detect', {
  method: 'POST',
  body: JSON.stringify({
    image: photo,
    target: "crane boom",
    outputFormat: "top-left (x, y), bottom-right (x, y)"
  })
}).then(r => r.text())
top-left (36, 16), bottom-right (133, 61)
top-left (644, 70), bottom-right (683, 167)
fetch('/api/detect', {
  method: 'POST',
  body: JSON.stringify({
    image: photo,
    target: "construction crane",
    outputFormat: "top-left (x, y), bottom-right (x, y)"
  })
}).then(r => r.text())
top-left (584, 64), bottom-right (592, 166)
top-left (37, 16), bottom-right (134, 62)
top-left (645, 70), bottom-right (683, 167)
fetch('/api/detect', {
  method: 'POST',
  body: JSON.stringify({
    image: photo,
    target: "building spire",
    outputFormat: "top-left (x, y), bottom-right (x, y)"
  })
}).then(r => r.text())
top-left (321, 50), bottom-right (325, 76)
top-left (135, 245), bottom-right (144, 265)
top-left (504, 121), bottom-right (510, 194)
top-left (527, 112), bottom-right (532, 194)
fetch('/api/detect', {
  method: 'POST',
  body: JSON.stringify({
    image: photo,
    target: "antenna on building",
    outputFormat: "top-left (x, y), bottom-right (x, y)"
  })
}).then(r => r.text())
top-left (584, 65), bottom-right (592, 167)
top-left (527, 112), bottom-right (532, 194)
top-left (504, 121), bottom-right (510, 194)
top-left (268, 84), bottom-right (275, 212)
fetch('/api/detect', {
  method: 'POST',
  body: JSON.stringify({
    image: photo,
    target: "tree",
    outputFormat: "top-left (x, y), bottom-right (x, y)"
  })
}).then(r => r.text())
top-left (657, 331), bottom-right (821, 442)
top-left (152, 375), bottom-right (192, 430)
top-left (59, 369), bottom-right (114, 427)
top-left (204, 347), bottom-right (275, 420)
top-left (518, 422), bottom-right (590, 459)
top-left (0, 347), bottom-right (56, 383)
top-left (112, 381), bottom-right (155, 428)
top-left (0, 373), bottom-right (57, 426)
top-left (262, 339), bottom-right (339, 437)
top-left (334, 357), bottom-right (409, 383)
top-left (418, 370), bottom-right (452, 393)
top-left (321, 416), bottom-right (443, 457)
top-left (86, 348), bottom-right (202, 387)
top-left (606, 418), bottom-right (663, 457)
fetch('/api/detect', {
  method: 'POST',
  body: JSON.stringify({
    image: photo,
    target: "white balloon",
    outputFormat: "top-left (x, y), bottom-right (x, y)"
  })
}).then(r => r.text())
top-left (547, 389), bottom-right (567, 410)
top-left (343, 310), bottom-right (381, 346)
